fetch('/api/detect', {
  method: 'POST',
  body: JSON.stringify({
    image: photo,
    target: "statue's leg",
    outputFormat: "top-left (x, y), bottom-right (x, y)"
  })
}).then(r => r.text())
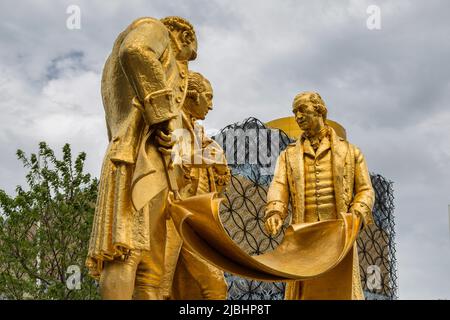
top-left (133, 188), bottom-right (168, 300)
top-left (284, 280), bottom-right (303, 300)
top-left (178, 246), bottom-right (228, 300)
top-left (99, 251), bottom-right (140, 300)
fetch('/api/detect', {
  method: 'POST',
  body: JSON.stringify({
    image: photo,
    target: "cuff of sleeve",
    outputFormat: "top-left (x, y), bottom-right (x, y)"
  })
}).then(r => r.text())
top-left (213, 167), bottom-right (231, 187)
top-left (353, 202), bottom-right (374, 228)
top-left (265, 201), bottom-right (287, 219)
top-left (132, 89), bottom-right (177, 126)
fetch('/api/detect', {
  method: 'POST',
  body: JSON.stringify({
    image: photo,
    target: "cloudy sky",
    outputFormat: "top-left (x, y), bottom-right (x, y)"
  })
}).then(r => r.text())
top-left (0, 0), bottom-right (449, 299)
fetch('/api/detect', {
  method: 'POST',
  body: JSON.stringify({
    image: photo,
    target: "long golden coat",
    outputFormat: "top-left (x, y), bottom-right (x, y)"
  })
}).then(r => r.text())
top-left (266, 127), bottom-right (375, 299)
top-left (86, 17), bottom-right (189, 278)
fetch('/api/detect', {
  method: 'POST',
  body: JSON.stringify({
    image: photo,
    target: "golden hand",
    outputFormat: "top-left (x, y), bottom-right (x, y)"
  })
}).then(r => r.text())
top-left (155, 119), bottom-right (176, 168)
top-left (265, 213), bottom-right (283, 236)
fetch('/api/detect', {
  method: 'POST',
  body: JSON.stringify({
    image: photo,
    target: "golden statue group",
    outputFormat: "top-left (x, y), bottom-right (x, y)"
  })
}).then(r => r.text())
top-left (86, 16), bottom-right (375, 300)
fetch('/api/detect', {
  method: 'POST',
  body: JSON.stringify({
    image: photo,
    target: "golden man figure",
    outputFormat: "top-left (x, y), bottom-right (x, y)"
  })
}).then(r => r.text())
top-left (162, 71), bottom-right (230, 299)
top-left (86, 16), bottom-right (199, 299)
top-left (265, 92), bottom-right (375, 300)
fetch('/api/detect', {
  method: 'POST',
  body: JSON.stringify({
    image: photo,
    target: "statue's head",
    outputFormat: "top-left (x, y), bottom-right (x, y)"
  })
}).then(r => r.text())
top-left (161, 16), bottom-right (197, 61)
top-left (184, 71), bottom-right (213, 120)
top-left (292, 91), bottom-right (327, 132)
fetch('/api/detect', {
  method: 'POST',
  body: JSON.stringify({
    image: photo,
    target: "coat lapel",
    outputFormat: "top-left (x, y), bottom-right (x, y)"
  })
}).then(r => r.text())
top-left (315, 136), bottom-right (331, 159)
top-left (330, 128), bottom-right (348, 216)
top-left (287, 139), bottom-right (305, 223)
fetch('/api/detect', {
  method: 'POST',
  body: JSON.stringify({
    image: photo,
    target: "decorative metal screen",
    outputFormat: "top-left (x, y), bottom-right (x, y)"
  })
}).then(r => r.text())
top-left (212, 118), bottom-right (397, 300)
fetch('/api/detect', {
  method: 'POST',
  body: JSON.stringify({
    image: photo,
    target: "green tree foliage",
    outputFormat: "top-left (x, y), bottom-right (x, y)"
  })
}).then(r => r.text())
top-left (0, 142), bottom-right (100, 299)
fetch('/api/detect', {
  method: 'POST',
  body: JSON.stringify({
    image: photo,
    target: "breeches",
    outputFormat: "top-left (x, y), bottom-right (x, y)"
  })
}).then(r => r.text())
top-left (99, 188), bottom-right (168, 300)
top-left (176, 246), bottom-right (228, 300)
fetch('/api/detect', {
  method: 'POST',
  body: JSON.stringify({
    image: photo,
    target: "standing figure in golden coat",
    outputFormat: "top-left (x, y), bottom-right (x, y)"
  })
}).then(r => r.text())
top-left (265, 92), bottom-right (375, 300)
top-left (86, 16), bottom-right (198, 299)
top-left (162, 71), bottom-right (231, 299)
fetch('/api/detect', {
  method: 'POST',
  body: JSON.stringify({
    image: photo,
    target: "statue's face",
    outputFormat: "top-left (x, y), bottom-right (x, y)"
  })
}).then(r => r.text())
top-left (191, 82), bottom-right (213, 120)
top-left (293, 102), bottom-right (322, 132)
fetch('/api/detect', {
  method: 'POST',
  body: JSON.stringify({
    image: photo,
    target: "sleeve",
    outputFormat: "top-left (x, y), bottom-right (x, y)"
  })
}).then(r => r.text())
top-left (351, 146), bottom-right (375, 227)
top-left (198, 124), bottom-right (231, 193)
top-left (118, 20), bottom-right (177, 126)
top-left (265, 150), bottom-right (290, 220)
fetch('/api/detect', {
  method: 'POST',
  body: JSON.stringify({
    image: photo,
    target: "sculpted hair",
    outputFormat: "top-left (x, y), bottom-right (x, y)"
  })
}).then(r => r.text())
top-left (160, 16), bottom-right (196, 44)
top-left (292, 91), bottom-right (328, 120)
top-left (186, 72), bottom-right (211, 104)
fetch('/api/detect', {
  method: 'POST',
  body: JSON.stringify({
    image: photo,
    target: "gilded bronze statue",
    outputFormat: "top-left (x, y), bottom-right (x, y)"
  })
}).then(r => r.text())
top-left (162, 71), bottom-right (230, 299)
top-left (87, 15), bottom-right (375, 301)
top-left (265, 92), bottom-right (375, 299)
top-left (86, 16), bottom-right (198, 300)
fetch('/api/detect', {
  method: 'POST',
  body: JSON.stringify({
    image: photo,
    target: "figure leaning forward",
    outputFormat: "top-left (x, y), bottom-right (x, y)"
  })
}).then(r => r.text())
top-left (86, 16), bottom-right (198, 300)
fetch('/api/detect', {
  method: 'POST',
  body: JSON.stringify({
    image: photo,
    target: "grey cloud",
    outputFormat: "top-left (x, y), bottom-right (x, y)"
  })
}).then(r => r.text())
top-left (46, 50), bottom-right (87, 80)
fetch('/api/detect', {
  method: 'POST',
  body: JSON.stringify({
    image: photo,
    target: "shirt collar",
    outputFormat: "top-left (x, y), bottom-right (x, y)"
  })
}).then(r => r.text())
top-left (302, 126), bottom-right (331, 157)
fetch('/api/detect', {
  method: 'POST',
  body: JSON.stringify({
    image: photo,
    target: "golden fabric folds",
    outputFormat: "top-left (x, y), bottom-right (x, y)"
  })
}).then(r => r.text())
top-left (86, 149), bottom-right (154, 278)
top-left (167, 192), bottom-right (364, 290)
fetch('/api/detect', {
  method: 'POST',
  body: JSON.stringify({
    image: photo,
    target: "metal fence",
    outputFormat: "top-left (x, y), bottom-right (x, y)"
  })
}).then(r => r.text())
top-left (213, 118), bottom-right (397, 300)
